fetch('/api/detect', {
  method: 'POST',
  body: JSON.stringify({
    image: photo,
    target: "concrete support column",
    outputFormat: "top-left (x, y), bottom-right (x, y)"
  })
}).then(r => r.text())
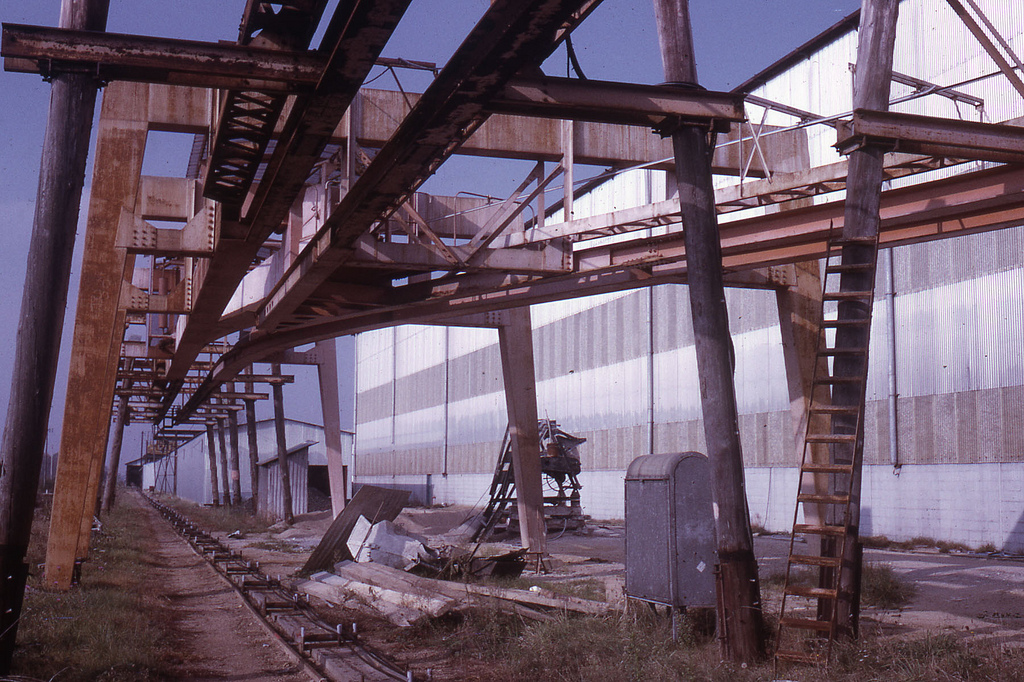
top-left (243, 397), bottom-right (260, 513)
top-left (496, 307), bottom-right (546, 554)
top-left (44, 80), bottom-right (146, 591)
top-left (316, 339), bottom-right (347, 516)
top-left (777, 265), bottom-right (830, 529)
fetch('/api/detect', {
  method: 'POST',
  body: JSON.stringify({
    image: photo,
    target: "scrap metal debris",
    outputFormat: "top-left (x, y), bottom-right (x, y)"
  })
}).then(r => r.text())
top-left (474, 419), bottom-right (587, 541)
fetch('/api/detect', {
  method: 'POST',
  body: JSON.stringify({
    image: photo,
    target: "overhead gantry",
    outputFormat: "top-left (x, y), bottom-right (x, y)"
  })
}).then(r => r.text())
top-left (2, 0), bottom-right (1024, 668)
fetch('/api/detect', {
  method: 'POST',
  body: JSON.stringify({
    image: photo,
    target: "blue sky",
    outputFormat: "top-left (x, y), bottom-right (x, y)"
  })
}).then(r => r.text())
top-left (0, 0), bottom-right (861, 453)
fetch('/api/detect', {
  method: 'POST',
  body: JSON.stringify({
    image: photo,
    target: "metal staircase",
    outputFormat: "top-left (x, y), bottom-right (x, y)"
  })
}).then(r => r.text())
top-left (775, 229), bottom-right (880, 666)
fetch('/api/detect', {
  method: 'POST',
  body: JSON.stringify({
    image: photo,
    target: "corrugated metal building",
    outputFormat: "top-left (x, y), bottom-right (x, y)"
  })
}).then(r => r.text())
top-left (143, 418), bottom-right (354, 520)
top-left (354, 0), bottom-right (1024, 551)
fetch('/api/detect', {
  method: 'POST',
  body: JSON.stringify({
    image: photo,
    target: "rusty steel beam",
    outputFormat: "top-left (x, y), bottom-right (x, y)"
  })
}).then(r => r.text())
top-left (178, 158), bottom-right (1024, 419)
top-left (836, 108), bottom-right (1024, 163)
top-left (346, 236), bottom-right (572, 274)
top-left (253, 0), bottom-right (602, 335)
top-left (3, 25), bottom-right (746, 131)
top-left (488, 75), bottom-right (744, 129)
top-left (1, 22), bottom-right (323, 92)
top-left (163, 0), bottom-right (413, 392)
top-left (202, 0), bottom-right (330, 206)
top-left (352, 87), bottom-right (790, 173)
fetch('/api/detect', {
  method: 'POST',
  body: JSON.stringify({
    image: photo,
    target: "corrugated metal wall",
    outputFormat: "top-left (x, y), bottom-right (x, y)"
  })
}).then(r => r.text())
top-left (354, 0), bottom-right (1024, 546)
top-left (259, 448), bottom-right (309, 520)
top-left (161, 419), bottom-right (352, 512)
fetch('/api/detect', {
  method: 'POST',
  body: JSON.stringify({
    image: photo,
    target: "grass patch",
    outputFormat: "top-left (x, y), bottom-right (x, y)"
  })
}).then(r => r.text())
top-left (486, 577), bottom-right (607, 602)
top-left (392, 604), bottom-right (763, 682)
top-left (13, 494), bottom-right (170, 681)
top-left (156, 493), bottom-right (271, 535)
top-left (377, 597), bottom-right (1024, 682)
top-left (861, 562), bottom-right (915, 609)
top-left (936, 540), bottom-right (971, 554)
top-left (825, 633), bottom-right (1024, 682)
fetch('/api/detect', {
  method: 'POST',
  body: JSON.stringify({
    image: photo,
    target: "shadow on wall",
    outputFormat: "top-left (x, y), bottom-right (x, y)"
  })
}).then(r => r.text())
top-left (1007, 508), bottom-right (1024, 554)
top-left (353, 475), bottom-right (433, 507)
top-left (860, 506), bottom-right (873, 539)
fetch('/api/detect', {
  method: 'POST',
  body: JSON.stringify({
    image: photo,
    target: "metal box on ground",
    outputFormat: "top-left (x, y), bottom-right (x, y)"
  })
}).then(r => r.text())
top-left (625, 452), bottom-right (717, 608)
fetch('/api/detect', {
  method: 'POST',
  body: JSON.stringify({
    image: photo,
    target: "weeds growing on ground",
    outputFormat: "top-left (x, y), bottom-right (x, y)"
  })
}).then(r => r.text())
top-left (156, 493), bottom-right (272, 534)
top-left (14, 494), bottom-right (170, 681)
top-left (860, 562), bottom-right (916, 609)
top-left (491, 576), bottom-right (606, 602)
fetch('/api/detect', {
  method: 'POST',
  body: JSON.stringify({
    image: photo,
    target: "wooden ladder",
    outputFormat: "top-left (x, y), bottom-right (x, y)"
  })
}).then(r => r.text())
top-left (474, 427), bottom-right (516, 540)
top-left (775, 229), bottom-right (880, 667)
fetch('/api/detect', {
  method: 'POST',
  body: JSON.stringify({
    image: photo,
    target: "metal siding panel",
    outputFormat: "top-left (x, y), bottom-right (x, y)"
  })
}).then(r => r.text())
top-left (1003, 385), bottom-right (1024, 460)
top-left (395, 325), bottom-right (447, 378)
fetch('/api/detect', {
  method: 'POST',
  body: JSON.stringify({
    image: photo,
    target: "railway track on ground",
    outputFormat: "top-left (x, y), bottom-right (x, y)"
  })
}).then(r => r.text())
top-left (141, 492), bottom-right (416, 682)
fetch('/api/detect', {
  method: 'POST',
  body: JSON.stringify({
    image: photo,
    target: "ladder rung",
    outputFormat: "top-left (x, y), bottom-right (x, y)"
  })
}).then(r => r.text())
top-left (825, 262), bottom-right (875, 273)
top-left (779, 616), bottom-right (833, 632)
top-left (815, 375), bottom-right (864, 385)
top-left (822, 318), bottom-right (870, 327)
top-left (805, 434), bottom-right (857, 444)
top-left (794, 523), bottom-right (847, 537)
top-left (775, 649), bottom-right (826, 664)
top-left (789, 554), bottom-right (843, 568)
top-left (797, 493), bottom-right (850, 504)
top-left (818, 348), bottom-right (868, 356)
top-left (809, 404), bottom-right (859, 415)
top-left (802, 463), bottom-right (854, 474)
top-left (786, 585), bottom-right (838, 599)
top-left (823, 291), bottom-right (873, 300)
top-left (829, 236), bottom-right (878, 247)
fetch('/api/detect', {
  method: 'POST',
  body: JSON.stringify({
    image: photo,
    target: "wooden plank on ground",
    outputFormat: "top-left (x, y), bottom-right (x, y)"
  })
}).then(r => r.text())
top-left (301, 485), bottom-right (410, 574)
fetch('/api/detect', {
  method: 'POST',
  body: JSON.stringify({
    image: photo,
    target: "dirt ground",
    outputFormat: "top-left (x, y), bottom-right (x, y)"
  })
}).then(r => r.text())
top-left (132, 494), bottom-right (310, 681)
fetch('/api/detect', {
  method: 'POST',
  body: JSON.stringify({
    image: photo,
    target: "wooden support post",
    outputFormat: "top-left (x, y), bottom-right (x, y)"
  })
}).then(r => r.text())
top-left (272, 364), bottom-right (295, 524)
top-left (244, 368), bottom-right (260, 514)
top-left (100, 394), bottom-right (130, 513)
top-left (206, 423), bottom-right (221, 508)
top-left (227, 402), bottom-right (243, 506)
top-left (0, 3), bottom-right (111, 635)
top-left (216, 418), bottom-right (231, 506)
top-left (653, 0), bottom-right (765, 662)
top-left (316, 339), bottom-right (347, 517)
top-left (496, 307), bottom-right (546, 554)
top-left (831, 0), bottom-right (900, 636)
